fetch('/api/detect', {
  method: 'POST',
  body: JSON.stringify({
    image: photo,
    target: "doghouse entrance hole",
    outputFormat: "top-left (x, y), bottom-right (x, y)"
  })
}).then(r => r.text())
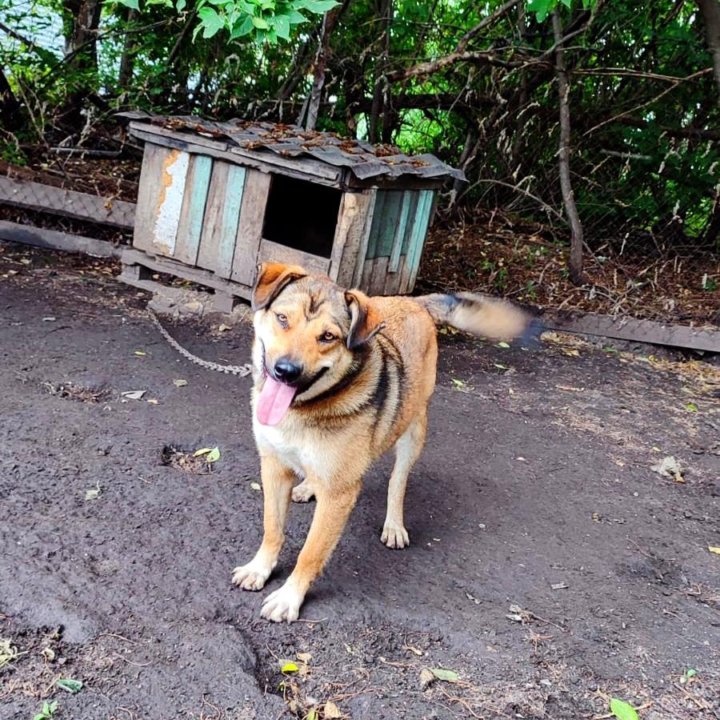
top-left (262, 175), bottom-right (342, 258)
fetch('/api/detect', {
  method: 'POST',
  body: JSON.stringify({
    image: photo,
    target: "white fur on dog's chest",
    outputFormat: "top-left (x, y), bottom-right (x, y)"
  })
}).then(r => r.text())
top-left (253, 416), bottom-right (322, 479)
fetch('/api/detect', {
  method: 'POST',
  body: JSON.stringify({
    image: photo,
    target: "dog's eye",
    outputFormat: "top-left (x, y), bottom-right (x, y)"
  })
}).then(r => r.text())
top-left (275, 313), bottom-right (289, 328)
top-left (318, 331), bottom-right (337, 344)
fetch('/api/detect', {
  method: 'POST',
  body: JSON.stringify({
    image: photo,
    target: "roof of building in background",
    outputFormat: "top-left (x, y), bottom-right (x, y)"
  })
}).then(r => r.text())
top-left (122, 112), bottom-right (465, 183)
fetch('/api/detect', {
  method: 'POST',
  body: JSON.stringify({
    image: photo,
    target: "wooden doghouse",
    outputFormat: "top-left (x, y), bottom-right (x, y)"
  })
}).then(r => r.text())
top-left (120, 113), bottom-right (463, 307)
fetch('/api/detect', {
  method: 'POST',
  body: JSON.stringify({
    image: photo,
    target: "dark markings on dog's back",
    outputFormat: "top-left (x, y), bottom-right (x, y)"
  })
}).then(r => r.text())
top-left (371, 335), bottom-right (404, 433)
top-left (370, 343), bottom-right (390, 416)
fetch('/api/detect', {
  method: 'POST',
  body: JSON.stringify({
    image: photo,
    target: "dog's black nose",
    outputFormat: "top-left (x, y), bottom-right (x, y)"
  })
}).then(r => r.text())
top-left (273, 358), bottom-right (303, 384)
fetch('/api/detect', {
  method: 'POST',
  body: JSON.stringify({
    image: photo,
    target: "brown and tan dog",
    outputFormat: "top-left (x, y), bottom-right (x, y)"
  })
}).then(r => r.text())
top-left (232, 262), bottom-right (532, 622)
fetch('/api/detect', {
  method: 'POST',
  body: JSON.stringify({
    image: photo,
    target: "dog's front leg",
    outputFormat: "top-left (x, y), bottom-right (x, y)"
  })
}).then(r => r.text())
top-left (261, 478), bottom-right (361, 622)
top-left (232, 452), bottom-right (294, 591)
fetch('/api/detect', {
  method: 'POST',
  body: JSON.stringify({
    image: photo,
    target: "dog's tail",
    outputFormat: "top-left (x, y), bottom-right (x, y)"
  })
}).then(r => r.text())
top-left (415, 292), bottom-right (537, 342)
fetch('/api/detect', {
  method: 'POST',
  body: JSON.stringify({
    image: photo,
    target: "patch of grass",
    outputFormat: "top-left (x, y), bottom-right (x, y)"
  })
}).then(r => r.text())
top-left (0, 638), bottom-right (24, 669)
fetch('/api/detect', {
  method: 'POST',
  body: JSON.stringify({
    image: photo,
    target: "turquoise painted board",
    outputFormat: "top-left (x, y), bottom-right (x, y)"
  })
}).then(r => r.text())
top-left (400, 191), bottom-right (419, 256)
top-left (375, 191), bottom-right (403, 259)
top-left (217, 164), bottom-right (246, 278)
top-left (175, 154), bottom-right (212, 266)
top-left (197, 161), bottom-right (246, 278)
top-left (388, 191), bottom-right (412, 272)
top-left (406, 189), bottom-right (434, 288)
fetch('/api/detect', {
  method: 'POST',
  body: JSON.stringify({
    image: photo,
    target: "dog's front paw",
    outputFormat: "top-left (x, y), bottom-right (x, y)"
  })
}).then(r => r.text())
top-left (232, 560), bottom-right (272, 591)
top-left (261, 582), bottom-right (304, 622)
top-left (291, 481), bottom-right (315, 503)
top-left (381, 522), bottom-right (410, 549)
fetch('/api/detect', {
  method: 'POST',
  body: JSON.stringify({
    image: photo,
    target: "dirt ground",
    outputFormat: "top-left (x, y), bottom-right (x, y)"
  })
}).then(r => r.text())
top-left (1, 243), bottom-right (719, 720)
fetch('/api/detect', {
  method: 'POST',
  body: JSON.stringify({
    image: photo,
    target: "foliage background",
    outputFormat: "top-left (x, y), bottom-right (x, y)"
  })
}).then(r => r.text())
top-left (0, 0), bottom-right (718, 316)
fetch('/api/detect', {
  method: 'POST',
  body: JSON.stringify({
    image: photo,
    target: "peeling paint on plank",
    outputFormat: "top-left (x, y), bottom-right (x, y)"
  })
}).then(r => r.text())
top-left (153, 149), bottom-right (189, 256)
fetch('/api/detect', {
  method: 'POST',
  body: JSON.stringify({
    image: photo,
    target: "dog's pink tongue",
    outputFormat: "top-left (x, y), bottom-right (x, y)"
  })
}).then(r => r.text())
top-left (257, 376), bottom-right (297, 426)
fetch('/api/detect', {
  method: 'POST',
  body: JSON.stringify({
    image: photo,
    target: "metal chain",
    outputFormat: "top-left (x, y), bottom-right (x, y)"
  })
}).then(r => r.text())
top-left (148, 308), bottom-right (252, 377)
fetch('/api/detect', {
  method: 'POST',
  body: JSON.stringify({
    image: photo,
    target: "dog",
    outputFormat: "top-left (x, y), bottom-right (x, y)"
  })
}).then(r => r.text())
top-left (232, 262), bottom-right (532, 622)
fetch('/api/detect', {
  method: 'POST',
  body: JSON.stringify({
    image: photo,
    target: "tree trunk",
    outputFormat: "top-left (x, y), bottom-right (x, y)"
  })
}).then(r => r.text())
top-left (305, 8), bottom-right (341, 130)
top-left (118, 8), bottom-right (138, 92)
top-left (696, 0), bottom-right (720, 102)
top-left (552, 10), bottom-right (584, 285)
top-left (60, 0), bottom-right (103, 129)
top-left (368, 0), bottom-right (392, 143)
top-left (0, 66), bottom-right (22, 130)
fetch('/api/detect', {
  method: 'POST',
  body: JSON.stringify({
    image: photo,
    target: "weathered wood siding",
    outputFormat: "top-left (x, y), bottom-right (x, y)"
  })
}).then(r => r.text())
top-left (358, 188), bottom-right (435, 295)
top-left (130, 139), bottom-right (437, 300)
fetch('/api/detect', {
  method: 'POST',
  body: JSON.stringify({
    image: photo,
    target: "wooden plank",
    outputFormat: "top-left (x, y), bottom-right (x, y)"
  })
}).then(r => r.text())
top-left (121, 247), bottom-right (252, 301)
top-left (218, 164), bottom-right (246, 277)
top-left (133, 144), bottom-right (168, 254)
top-left (364, 190), bottom-right (386, 261)
top-left (540, 311), bottom-right (720, 353)
top-left (130, 125), bottom-right (342, 188)
top-left (405, 189), bottom-right (434, 292)
top-left (197, 161), bottom-right (243, 278)
top-left (385, 253), bottom-right (407, 295)
top-left (258, 239), bottom-right (331, 275)
top-left (0, 176), bottom-right (135, 229)
top-left (329, 191), bottom-right (373, 286)
top-left (174, 154), bottom-right (213, 266)
top-left (153, 148), bottom-right (189, 256)
top-left (375, 191), bottom-right (403, 259)
top-left (388, 190), bottom-right (411, 273)
top-left (231, 169), bottom-right (272, 286)
top-left (350, 189), bottom-right (377, 288)
top-left (359, 257), bottom-right (376, 293)
top-left (368, 256), bottom-right (390, 296)
top-left (0, 220), bottom-right (123, 258)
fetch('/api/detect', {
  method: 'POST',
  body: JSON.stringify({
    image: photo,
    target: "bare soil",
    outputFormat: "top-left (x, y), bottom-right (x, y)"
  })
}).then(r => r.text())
top-left (1, 243), bottom-right (719, 720)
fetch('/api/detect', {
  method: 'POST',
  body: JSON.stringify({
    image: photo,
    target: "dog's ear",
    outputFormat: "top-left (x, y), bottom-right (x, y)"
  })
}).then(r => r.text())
top-left (252, 262), bottom-right (308, 311)
top-left (345, 291), bottom-right (385, 349)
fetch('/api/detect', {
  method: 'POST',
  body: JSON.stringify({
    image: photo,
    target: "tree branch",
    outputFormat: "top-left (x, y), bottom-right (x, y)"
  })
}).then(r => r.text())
top-left (455, 0), bottom-right (523, 53)
top-left (552, 9), bottom-right (584, 285)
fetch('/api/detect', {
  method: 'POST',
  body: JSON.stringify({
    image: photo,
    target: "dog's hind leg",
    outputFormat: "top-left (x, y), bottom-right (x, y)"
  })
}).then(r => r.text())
top-left (292, 478), bottom-right (315, 503)
top-left (232, 452), bottom-right (294, 591)
top-left (381, 412), bottom-right (427, 549)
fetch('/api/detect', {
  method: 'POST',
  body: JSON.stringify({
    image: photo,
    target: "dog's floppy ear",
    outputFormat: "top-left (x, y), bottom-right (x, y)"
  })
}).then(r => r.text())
top-left (345, 291), bottom-right (385, 349)
top-left (252, 262), bottom-right (308, 311)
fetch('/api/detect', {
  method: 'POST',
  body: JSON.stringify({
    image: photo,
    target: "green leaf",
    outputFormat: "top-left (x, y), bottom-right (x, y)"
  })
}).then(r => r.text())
top-left (116, 0), bottom-right (140, 9)
top-left (526, 0), bottom-right (553, 22)
top-left (57, 678), bottom-right (84, 694)
top-left (230, 14), bottom-right (255, 37)
top-left (280, 660), bottom-right (299, 673)
top-left (296, 0), bottom-right (339, 13)
top-left (274, 13), bottom-right (290, 39)
top-left (685, 402), bottom-right (698, 413)
top-left (287, 9), bottom-right (307, 23)
top-left (610, 698), bottom-right (639, 720)
top-left (251, 14), bottom-right (270, 29)
top-left (430, 667), bottom-right (459, 682)
top-left (193, 447), bottom-right (212, 457)
top-left (175, 0), bottom-right (186, 10)
top-left (206, 446), bottom-right (221, 463)
top-left (198, 6), bottom-right (226, 37)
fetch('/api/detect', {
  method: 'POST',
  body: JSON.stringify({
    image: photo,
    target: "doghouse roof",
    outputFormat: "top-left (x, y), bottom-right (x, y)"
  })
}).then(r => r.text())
top-left (122, 111), bottom-right (465, 185)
